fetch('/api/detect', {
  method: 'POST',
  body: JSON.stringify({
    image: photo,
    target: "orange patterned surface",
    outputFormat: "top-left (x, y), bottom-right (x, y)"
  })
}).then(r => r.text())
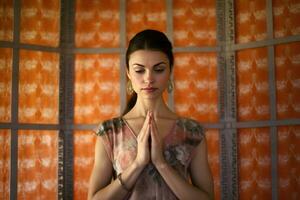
top-left (237, 48), bottom-right (270, 121)
top-left (0, 0), bottom-right (13, 41)
top-left (74, 54), bottom-right (120, 124)
top-left (0, 129), bottom-right (10, 200)
top-left (20, 0), bottom-right (60, 47)
top-left (0, 48), bottom-right (12, 122)
top-left (73, 131), bottom-right (97, 200)
top-left (174, 53), bottom-right (218, 122)
top-left (238, 128), bottom-right (272, 199)
top-left (19, 50), bottom-right (59, 124)
top-left (126, 0), bottom-right (166, 42)
top-left (75, 0), bottom-right (119, 48)
top-left (235, 0), bottom-right (267, 44)
top-left (275, 42), bottom-right (300, 119)
top-left (173, 0), bottom-right (216, 47)
top-left (206, 129), bottom-right (220, 200)
top-left (277, 126), bottom-right (300, 200)
top-left (273, 0), bottom-right (300, 38)
top-left (1, 1), bottom-right (300, 199)
top-left (18, 130), bottom-right (58, 199)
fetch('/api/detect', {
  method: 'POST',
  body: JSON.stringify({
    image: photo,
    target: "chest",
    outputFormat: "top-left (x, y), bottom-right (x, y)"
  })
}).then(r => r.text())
top-left (125, 118), bottom-right (176, 139)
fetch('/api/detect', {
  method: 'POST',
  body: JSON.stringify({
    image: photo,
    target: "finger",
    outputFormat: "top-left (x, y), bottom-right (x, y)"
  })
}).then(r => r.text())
top-left (145, 125), bottom-right (151, 144)
top-left (151, 117), bottom-right (159, 134)
top-left (142, 124), bottom-right (151, 141)
top-left (150, 120), bottom-right (158, 142)
top-left (139, 112), bottom-right (151, 140)
top-left (141, 113), bottom-right (151, 140)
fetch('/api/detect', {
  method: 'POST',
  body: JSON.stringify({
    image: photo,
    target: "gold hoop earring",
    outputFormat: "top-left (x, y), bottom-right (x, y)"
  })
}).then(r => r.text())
top-left (167, 80), bottom-right (173, 93)
top-left (127, 80), bottom-right (134, 95)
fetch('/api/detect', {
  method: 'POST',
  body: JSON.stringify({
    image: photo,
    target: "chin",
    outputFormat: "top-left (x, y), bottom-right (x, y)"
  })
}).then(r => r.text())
top-left (140, 93), bottom-right (162, 100)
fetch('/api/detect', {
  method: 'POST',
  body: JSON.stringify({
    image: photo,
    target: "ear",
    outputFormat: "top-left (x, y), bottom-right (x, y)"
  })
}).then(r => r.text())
top-left (126, 69), bottom-right (131, 80)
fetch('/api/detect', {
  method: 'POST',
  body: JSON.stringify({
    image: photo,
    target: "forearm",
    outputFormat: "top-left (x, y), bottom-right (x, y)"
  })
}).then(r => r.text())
top-left (91, 161), bottom-right (145, 200)
top-left (156, 163), bottom-right (212, 200)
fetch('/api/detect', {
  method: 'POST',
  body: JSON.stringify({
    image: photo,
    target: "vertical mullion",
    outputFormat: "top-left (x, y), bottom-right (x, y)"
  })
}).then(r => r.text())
top-left (10, 0), bottom-right (21, 199)
top-left (120, 0), bottom-right (127, 114)
top-left (217, 0), bottom-right (239, 199)
top-left (59, 0), bottom-right (75, 199)
top-left (215, 1), bottom-right (227, 199)
top-left (166, 0), bottom-right (173, 43)
top-left (225, 0), bottom-right (238, 199)
top-left (166, 0), bottom-right (174, 110)
top-left (216, 0), bottom-right (226, 123)
top-left (266, 0), bottom-right (278, 199)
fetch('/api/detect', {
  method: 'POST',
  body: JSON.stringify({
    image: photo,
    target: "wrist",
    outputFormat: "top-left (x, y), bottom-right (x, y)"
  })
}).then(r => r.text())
top-left (133, 159), bottom-right (147, 171)
top-left (117, 173), bottom-right (131, 192)
top-left (153, 159), bottom-right (168, 171)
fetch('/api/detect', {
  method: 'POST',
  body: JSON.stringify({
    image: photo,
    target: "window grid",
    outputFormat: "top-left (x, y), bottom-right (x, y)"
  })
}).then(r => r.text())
top-left (0, 0), bottom-right (299, 199)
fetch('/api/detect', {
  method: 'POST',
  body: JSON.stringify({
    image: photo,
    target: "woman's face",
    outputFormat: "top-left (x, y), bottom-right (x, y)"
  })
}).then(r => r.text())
top-left (127, 50), bottom-right (171, 100)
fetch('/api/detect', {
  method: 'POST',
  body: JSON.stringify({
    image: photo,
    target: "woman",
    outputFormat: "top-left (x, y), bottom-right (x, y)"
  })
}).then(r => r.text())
top-left (88, 29), bottom-right (214, 200)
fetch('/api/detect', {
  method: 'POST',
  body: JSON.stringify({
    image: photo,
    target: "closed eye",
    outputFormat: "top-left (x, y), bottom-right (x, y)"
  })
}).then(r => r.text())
top-left (135, 69), bottom-right (145, 73)
top-left (154, 68), bottom-right (165, 73)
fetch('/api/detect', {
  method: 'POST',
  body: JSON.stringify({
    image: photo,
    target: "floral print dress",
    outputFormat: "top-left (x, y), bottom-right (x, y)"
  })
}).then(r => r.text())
top-left (94, 117), bottom-right (205, 200)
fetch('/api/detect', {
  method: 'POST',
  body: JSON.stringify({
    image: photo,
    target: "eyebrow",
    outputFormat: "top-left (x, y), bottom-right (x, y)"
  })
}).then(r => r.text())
top-left (132, 62), bottom-right (167, 68)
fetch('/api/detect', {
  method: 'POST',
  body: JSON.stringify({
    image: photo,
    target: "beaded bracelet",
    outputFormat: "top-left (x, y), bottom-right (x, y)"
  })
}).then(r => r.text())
top-left (117, 173), bottom-right (130, 191)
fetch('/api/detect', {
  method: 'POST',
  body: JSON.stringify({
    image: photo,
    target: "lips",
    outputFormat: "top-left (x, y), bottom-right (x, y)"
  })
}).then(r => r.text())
top-left (142, 87), bottom-right (158, 92)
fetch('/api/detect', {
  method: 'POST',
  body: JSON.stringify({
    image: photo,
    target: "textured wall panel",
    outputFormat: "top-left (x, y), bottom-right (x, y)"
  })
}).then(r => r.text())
top-left (74, 54), bottom-right (120, 124)
top-left (273, 0), bottom-right (300, 38)
top-left (0, 0), bottom-right (13, 41)
top-left (17, 130), bottom-right (58, 199)
top-left (75, 0), bottom-right (120, 48)
top-left (20, 0), bottom-right (60, 46)
top-left (126, 0), bottom-right (166, 42)
top-left (206, 129), bottom-right (220, 200)
top-left (173, 0), bottom-right (216, 46)
top-left (275, 42), bottom-right (300, 119)
top-left (277, 126), bottom-right (300, 200)
top-left (235, 0), bottom-right (267, 44)
top-left (0, 129), bottom-right (10, 200)
top-left (237, 48), bottom-right (270, 121)
top-left (19, 50), bottom-right (59, 124)
top-left (0, 1), bottom-right (299, 199)
top-left (73, 130), bottom-right (96, 200)
top-left (0, 48), bottom-right (12, 122)
top-left (238, 128), bottom-right (272, 199)
top-left (174, 53), bottom-right (218, 122)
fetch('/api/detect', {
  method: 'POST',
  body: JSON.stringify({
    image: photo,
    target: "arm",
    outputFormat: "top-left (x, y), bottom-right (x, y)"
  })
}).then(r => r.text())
top-left (189, 136), bottom-right (214, 199)
top-left (88, 112), bottom-right (152, 200)
top-left (151, 120), bottom-right (214, 199)
top-left (87, 137), bottom-right (145, 200)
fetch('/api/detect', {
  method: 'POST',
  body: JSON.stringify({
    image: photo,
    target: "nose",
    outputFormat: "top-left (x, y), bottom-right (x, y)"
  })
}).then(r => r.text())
top-left (144, 71), bottom-right (154, 84)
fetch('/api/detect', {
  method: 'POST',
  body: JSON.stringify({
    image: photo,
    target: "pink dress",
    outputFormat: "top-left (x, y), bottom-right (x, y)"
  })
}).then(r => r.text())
top-left (94, 117), bottom-right (204, 200)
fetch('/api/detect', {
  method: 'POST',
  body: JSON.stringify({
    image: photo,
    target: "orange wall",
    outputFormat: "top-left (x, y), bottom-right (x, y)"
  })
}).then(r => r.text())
top-left (0, 0), bottom-right (299, 199)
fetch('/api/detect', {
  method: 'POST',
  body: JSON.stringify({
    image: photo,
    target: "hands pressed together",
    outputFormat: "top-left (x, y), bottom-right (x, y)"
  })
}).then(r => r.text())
top-left (134, 111), bottom-right (167, 169)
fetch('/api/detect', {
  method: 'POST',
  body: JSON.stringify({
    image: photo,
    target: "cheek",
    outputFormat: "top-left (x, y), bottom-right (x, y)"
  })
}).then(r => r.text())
top-left (130, 75), bottom-right (143, 88)
top-left (156, 75), bottom-right (169, 87)
top-left (131, 75), bottom-right (142, 83)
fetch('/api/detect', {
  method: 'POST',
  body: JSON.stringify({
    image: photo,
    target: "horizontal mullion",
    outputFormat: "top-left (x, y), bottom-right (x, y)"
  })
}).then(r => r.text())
top-left (0, 41), bottom-right (60, 52)
top-left (0, 41), bottom-right (14, 48)
top-left (0, 123), bottom-right (60, 130)
top-left (232, 34), bottom-right (300, 51)
top-left (72, 47), bottom-right (123, 54)
top-left (1, 119), bottom-right (300, 130)
top-left (174, 46), bottom-right (221, 53)
top-left (235, 119), bottom-right (300, 129)
top-left (2, 35), bottom-right (299, 54)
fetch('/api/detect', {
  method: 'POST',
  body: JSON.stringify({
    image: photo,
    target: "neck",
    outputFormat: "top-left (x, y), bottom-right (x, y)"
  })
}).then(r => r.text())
top-left (131, 96), bottom-right (169, 118)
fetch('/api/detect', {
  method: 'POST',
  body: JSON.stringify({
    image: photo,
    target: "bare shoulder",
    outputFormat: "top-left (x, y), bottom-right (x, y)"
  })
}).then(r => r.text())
top-left (177, 117), bottom-right (205, 134)
top-left (94, 117), bottom-right (125, 136)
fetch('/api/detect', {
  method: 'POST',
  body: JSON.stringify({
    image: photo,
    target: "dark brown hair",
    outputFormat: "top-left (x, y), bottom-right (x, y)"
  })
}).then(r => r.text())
top-left (122, 29), bottom-right (174, 115)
